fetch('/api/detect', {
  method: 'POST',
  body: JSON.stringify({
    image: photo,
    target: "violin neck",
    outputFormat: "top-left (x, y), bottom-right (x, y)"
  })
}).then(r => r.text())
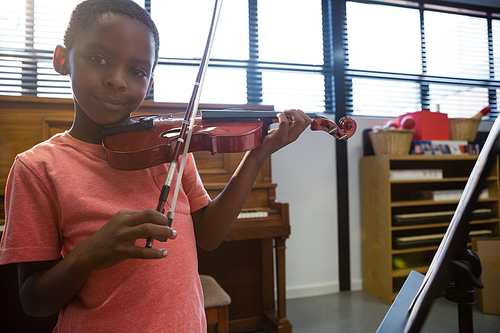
top-left (200, 109), bottom-right (320, 120)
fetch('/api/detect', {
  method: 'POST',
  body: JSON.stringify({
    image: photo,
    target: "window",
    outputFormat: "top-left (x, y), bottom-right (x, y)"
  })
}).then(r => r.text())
top-left (0, 0), bottom-right (323, 112)
top-left (345, 2), bottom-right (422, 116)
top-left (151, 0), bottom-right (249, 104)
top-left (1, 0), bottom-right (500, 119)
top-left (150, 0), bottom-right (324, 111)
top-left (0, 0), bottom-right (79, 96)
top-left (344, 1), bottom-right (500, 118)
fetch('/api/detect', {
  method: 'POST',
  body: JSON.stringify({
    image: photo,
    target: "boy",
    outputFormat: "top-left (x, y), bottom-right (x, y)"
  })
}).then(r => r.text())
top-left (0, 0), bottom-right (311, 332)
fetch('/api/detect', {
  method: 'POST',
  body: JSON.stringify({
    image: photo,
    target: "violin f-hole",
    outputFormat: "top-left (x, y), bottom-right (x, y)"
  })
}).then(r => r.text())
top-left (161, 128), bottom-right (182, 139)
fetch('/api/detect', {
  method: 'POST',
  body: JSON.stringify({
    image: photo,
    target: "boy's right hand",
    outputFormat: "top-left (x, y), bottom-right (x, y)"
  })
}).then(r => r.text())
top-left (18, 209), bottom-right (174, 317)
top-left (74, 209), bottom-right (176, 272)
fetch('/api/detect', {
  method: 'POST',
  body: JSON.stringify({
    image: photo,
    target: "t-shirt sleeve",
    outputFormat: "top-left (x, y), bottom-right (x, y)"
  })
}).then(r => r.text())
top-left (183, 153), bottom-right (211, 213)
top-left (0, 156), bottom-right (62, 265)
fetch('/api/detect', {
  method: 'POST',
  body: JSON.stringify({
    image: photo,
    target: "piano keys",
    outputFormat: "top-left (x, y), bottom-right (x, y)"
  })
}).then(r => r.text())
top-left (237, 210), bottom-right (269, 219)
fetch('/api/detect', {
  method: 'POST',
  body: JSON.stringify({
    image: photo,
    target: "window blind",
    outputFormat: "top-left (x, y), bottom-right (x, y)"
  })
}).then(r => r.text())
top-left (0, 0), bottom-right (324, 112)
top-left (343, 0), bottom-right (500, 119)
top-left (0, 0), bottom-right (78, 97)
top-left (2, 0), bottom-right (500, 119)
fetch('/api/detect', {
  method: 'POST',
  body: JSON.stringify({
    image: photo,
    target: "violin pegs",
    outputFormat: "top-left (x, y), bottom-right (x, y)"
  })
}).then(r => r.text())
top-left (327, 126), bottom-right (339, 135)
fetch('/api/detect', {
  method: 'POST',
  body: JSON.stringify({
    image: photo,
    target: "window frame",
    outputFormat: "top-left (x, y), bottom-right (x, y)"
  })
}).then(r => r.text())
top-left (333, 0), bottom-right (500, 119)
top-left (2, 0), bottom-right (500, 119)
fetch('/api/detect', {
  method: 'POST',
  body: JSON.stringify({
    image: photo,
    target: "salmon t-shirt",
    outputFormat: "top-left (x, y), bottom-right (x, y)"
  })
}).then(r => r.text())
top-left (0, 132), bottom-right (212, 332)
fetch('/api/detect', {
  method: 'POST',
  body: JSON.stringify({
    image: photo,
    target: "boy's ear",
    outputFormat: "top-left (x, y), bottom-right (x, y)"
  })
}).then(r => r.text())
top-left (145, 77), bottom-right (154, 98)
top-left (53, 45), bottom-right (69, 75)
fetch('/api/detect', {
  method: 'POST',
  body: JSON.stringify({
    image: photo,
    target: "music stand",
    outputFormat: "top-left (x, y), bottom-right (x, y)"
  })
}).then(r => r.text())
top-left (376, 116), bottom-right (500, 333)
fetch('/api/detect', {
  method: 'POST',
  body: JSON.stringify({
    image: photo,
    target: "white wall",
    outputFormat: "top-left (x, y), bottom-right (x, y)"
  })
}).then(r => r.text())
top-left (271, 127), bottom-right (339, 298)
top-left (272, 115), bottom-right (494, 299)
top-left (346, 117), bottom-right (389, 291)
top-left (271, 116), bottom-right (388, 298)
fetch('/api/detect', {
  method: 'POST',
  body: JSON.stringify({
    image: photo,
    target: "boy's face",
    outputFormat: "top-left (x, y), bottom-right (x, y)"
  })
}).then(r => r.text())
top-left (64, 14), bottom-right (155, 126)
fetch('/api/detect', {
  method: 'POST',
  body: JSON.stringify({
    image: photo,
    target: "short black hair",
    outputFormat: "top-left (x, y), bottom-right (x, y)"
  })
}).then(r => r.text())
top-left (64, 0), bottom-right (160, 70)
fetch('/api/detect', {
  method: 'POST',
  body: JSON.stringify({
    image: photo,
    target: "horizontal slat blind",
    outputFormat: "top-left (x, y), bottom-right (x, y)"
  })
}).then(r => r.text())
top-left (2, 0), bottom-right (500, 119)
top-left (0, 0), bottom-right (77, 97)
top-left (0, 0), bottom-right (325, 113)
top-left (344, 0), bottom-right (500, 119)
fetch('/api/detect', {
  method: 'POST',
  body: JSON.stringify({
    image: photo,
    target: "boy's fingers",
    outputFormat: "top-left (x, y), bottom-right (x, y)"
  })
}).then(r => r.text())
top-left (275, 113), bottom-right (290, 137)
top-left (118, 209), bottom-right (170, 227)
top-left (126, 246), bottom-right (168, 260)
top-left (285, 109), bottom-right (312, 128)
top-left (127, 223), bottom-right (177, 241)
top-left (274, 109), bottom-right (310, 142)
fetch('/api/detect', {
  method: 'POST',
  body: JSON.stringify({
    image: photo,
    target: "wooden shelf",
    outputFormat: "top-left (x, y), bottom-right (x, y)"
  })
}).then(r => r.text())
top-left (392, 266), bottom-right (429, 278)
top-left (391, 197), bottom-right (498, 207)
top-left (392, 218), bottom-right (499, 231)
top-left (391, 246), bottom-right (439, 255)
top-left (360, 154), bottom-right (500, 304)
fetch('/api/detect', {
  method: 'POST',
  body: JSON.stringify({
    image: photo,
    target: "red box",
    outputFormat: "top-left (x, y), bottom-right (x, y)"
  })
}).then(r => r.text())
top-left (398, 110), bottom-right (449, 141)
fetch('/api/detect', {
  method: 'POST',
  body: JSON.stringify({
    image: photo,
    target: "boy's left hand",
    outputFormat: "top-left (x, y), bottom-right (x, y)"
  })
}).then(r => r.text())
top-left (256, 109), bottom-right (312, 156)
top-left (192, 109), bottom-right (311, 250)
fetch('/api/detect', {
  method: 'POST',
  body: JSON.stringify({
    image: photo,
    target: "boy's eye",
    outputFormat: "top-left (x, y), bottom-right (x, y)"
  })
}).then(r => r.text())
top-left (89, 55), bottom-right (107, 65)
top-left (130, 67), bottom-right (148, 77)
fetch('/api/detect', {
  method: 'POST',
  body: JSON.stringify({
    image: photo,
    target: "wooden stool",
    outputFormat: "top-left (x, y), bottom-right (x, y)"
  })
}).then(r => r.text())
top-left (200, 275), bottom-right (231, 333)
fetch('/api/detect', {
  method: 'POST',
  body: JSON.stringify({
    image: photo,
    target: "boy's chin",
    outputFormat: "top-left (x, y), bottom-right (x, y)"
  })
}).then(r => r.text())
top-left (102, 115), bottom-right (131, 127)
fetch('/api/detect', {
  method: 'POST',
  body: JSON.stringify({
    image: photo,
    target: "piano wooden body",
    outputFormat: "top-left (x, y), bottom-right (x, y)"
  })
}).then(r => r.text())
top-left (0, 95), bottom-right (291, 333)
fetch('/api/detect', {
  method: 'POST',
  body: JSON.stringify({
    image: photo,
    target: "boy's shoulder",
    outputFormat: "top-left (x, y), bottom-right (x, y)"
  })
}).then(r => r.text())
top-left (18, 132), bottom-right (70, 161)
top-left (16, 131), bottom-right (98, 169)
top-left (12, 131), bottom-right (109, 182)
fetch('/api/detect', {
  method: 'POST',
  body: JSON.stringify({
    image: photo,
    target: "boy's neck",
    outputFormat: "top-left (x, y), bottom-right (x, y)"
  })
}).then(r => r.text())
top-left (69, 109), bottom-right (105, 144)
top-left (68, 126), bottom-right (102, 144)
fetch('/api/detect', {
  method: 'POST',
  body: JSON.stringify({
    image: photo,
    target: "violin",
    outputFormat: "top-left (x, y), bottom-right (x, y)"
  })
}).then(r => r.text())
top-left (103, 0), bottom-right (356, 249)
top-left (102, 109), bottom-right (357, 170)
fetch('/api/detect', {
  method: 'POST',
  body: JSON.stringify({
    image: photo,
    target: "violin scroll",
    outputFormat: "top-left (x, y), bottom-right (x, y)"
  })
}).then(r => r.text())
top-left (310, 116), bottom-right (357, 141)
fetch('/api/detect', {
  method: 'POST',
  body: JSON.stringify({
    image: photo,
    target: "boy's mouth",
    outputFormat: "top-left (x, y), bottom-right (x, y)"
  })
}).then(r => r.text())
top-left (95, 95), bottom-right (127, 110)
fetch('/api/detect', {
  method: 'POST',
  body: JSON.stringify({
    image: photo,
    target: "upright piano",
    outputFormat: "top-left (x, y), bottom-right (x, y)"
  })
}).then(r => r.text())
top-left (0, 96), bottom-right (291, 333)
top-left (195, 148), bottom-right (291, 333)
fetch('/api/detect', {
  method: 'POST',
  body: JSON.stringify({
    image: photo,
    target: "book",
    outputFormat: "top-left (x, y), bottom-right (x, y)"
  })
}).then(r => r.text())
top-left (411, 140), bottom-right (485, 155)
top-left (393, 229), bottom-right (493, 249)
top-left (411, 188), bottom-right (489, 201)
top-left (392, 208), bottom-right (495, 226)
top-left (411, 140), bottom-right (468, 155)
top-left (389, 169), bottom-right (443, 181)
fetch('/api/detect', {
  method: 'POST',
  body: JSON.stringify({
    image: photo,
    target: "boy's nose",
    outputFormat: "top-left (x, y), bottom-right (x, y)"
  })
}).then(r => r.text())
top-left (105, 70), bottom-right (127, 91)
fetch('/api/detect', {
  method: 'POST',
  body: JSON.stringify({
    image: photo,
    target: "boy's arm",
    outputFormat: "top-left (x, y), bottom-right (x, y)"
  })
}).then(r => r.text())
top-left (193, 109), bottom-right (311, 251)
top-left (18, 209), bottom-right (176, 317)
top-left (18, 256), bottom-right (91, 317)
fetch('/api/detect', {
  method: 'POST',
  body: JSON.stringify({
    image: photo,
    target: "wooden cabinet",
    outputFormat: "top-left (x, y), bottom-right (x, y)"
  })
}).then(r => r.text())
top-left (360, 155), bottom-right (500, 304)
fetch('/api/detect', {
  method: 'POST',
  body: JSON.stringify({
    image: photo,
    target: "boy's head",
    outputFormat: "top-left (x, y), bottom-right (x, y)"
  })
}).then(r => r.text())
top-left (53, 0), bottom-right (159, 134)
top-left (64, 0), bottom-right (160, 70)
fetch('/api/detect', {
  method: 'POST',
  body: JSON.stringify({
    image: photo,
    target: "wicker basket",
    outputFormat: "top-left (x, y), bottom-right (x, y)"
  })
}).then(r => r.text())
top-left (369, 129), bottom-right (415, 155)
top-left (449, 118), bottom-right (480, 142)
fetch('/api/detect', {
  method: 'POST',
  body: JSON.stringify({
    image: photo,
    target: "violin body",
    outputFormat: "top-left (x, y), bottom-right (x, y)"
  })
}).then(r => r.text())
top-left (103, 114), bottom-right (273, 170)
top-left (102, 110), bottom-right (357, 170)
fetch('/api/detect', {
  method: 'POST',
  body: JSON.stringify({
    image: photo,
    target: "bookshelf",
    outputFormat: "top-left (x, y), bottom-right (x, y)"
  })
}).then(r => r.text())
top-left (360, 155), bottom-right (499, 304)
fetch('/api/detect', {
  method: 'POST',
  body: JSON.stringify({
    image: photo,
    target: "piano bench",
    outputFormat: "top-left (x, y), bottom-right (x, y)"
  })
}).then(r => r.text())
top-left (201, 275), bottom-right (231, 333)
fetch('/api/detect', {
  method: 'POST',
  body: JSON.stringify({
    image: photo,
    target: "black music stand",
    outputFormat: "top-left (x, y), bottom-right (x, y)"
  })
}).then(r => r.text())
top-left (376, 116), bottom-right (500, 333)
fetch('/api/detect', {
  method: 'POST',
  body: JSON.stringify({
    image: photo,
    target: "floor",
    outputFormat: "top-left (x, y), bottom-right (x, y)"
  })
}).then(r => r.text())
top-left (254, 290), bottom-right (499, 333)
